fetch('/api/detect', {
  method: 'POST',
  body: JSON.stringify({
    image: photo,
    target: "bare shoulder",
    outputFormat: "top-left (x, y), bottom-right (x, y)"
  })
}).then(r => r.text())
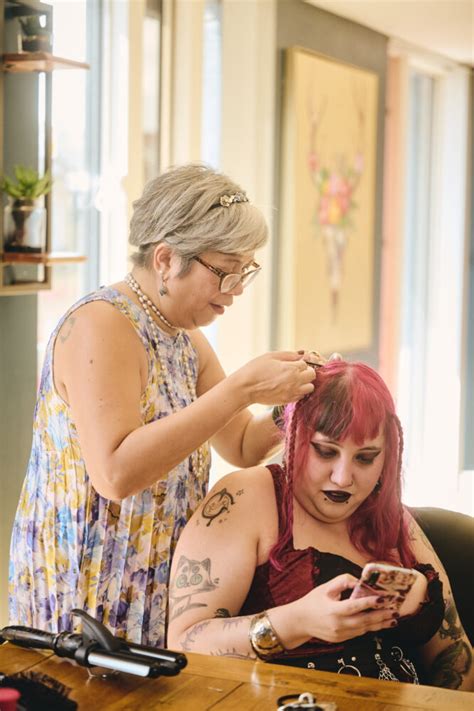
top-left (404, 509), bottom-right (441, 566)
top-left (56, 298), bottom-right (139, 349)
top-left (211, 465), bottom-right (276, 499)
top-left (190, 466), bottom-right (277, 538)
top-left (54, 299), bottom-right (147, 399)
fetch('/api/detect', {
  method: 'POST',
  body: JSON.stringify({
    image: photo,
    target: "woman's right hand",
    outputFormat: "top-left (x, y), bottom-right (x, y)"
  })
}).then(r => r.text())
top-left (282, 574), bottom-right (399, 646)
top-left (233, 351), bottom-right (317, 406)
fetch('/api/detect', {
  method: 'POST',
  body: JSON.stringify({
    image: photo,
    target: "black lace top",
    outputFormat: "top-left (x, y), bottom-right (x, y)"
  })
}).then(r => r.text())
top-left (240, 465), bottom-right (445, 684)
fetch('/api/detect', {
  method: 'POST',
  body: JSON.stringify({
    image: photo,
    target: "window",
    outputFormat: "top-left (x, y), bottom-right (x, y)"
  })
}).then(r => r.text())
top-left (37, 0), bottom-right (101, 374)
top-left (395, 59), bottom-right (471, 513)
top-left (143, 0), bottom-right (162, 183)
top-left (201, 0), bottom-right (222, 352)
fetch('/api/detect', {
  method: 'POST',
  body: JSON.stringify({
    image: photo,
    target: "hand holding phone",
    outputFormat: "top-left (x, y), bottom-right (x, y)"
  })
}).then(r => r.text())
top-left (350, 562), bottom-right (417, 611)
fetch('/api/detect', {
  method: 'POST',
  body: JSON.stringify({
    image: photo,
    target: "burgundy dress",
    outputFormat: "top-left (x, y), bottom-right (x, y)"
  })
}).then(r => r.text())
top-left (239, 465), bottom-right (445, 684)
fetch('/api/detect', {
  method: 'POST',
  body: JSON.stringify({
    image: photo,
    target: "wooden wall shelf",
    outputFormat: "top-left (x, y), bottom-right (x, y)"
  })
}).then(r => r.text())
top-left (1, 1), bottom-right (90, 294)
top-left (2, 52), bottom-right (90, 73)
top-left (1, 251), bottom-right (87, 265)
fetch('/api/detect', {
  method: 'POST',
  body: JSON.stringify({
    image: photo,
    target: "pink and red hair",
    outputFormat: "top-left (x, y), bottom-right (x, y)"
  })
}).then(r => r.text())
top-left (270, 360), bottom-right (416, 570)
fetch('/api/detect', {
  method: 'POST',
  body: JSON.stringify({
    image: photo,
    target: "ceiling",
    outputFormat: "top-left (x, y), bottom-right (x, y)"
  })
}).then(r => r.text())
top-left (306, 0), bottom-right (474, 66)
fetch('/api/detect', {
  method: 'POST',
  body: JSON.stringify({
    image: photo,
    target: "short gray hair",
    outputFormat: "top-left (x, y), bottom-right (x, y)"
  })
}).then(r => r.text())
top-left (129, 164), bottom-right (269, 271)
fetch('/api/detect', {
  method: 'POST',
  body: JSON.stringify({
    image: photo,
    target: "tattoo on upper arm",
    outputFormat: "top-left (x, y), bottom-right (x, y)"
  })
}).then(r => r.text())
top-left (200, 487), bottom-right (244, 527)
top-left (59, 316), bottom-right (76, 343)
top-left (410, 518), bottom-right (445, 572)
top-left (439, 596), bottom-right (464, 641)
top-left (429, 640), bottom-right (472, 689)
top-left (418, 527), bottom-right (437, 557)
top-left (169, 556), bottom-right (218, 622)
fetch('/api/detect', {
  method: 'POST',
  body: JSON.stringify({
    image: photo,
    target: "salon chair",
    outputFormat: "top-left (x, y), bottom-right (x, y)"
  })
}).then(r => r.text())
top-left (410, 507), bottom-right (474, 645)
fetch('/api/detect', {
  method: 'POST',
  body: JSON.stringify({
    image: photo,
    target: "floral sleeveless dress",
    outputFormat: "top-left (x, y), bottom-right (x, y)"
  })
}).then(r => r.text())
top-left (9, 287), bottom-right (210, 646)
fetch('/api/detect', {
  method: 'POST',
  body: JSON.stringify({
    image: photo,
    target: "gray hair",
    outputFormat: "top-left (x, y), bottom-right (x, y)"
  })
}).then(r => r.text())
top-left (129, 164), bottom-right (268, 271)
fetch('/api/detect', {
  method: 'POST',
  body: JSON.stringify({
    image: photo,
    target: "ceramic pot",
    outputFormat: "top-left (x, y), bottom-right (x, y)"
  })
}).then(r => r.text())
top-left (3, 197), bottom-right (46, 253)
top-left (21, 34), bottom-right (52, 52)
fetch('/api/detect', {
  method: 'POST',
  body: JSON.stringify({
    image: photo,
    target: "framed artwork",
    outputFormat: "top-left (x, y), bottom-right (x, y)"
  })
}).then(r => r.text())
top-left (278, 47), bottom-right (379, 356)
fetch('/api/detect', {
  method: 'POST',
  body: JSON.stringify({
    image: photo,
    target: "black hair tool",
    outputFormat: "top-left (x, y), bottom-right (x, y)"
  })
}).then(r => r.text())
top-left (0, 609), bottom-right (187, 679)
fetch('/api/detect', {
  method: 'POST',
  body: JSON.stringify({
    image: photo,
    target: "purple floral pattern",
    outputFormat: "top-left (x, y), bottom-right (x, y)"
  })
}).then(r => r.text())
top-left (9, 287), bottom-right (210, 645)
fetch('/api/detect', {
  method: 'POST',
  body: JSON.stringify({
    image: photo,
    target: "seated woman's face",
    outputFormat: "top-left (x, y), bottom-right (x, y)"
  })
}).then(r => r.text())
top-left (294, 431), bottom-right (385, 524)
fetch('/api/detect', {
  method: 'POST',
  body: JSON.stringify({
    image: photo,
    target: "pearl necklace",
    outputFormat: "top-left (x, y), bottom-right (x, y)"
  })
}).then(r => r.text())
top-left (125, 273), bottom-right (177, 331)
top-left (124, 272), bottom-right (206, 484)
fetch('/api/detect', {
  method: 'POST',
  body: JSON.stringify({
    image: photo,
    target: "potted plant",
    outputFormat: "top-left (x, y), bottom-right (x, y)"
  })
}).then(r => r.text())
top-left (1, 165), bottom-right (52, 253)
top-left (18, 15), bottom-right (52, 53)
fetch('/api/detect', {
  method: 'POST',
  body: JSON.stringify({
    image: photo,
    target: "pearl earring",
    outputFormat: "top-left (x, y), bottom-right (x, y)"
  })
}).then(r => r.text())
top-left (159, 271), bottom-right (168, 296)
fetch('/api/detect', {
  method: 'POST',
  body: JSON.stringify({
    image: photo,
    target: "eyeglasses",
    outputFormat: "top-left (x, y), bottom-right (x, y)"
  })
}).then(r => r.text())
top-left (193, 256), bottom-right (261, 294)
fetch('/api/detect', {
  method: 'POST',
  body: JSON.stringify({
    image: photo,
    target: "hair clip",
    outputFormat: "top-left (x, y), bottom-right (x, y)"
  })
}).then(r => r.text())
top-left (305, 361), bottom-right (324, 369)
top-left (302, 350), bottom-right (326, 368)
top-left (215, 193), bottom-right (249, 208)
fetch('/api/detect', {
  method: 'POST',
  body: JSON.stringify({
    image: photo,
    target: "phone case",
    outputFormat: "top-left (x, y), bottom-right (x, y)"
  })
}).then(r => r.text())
top-left (351, 563), bottom-right (416, 607)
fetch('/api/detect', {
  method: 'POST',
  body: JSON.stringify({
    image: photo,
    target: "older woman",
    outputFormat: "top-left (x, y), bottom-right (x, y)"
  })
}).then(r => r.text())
top-left (168, 361), bottom-right (473, 690)
top-left (9, 164), bottom-right (317, 646)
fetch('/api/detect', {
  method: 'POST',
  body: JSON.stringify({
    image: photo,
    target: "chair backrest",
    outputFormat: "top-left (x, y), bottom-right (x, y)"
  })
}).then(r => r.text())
top-left (410, 506), bottom-right (474, 645)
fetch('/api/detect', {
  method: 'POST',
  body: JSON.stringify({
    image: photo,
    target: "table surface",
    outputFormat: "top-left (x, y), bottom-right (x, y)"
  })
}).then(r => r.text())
top-left (0, 643), bottom-right (472, 710)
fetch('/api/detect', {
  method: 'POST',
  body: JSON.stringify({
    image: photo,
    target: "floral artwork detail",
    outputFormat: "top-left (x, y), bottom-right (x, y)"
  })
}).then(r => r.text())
top-left (279, 48), bottom-right (378, 354)
top-left (307, 88), bottom-right (366, 321)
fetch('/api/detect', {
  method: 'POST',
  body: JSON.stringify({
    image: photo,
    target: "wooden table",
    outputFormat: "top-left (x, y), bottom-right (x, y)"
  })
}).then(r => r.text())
top-left (0, 642), bottom-right (471, 710)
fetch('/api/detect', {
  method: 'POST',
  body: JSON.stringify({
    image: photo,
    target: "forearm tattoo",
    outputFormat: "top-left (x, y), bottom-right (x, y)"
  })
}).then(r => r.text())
top-left (179, 609), bottom-right (253, 655)
top-left (181, 620), bottom-right (211, 652)
top-left (169, 556), bottom-right (218, 621)
top-left (429, 640), bottom-right (472, 689)
top-left (198, 487), bottom-right (244, 527)
top-left (222, 616), bottom-right (251, 630)
top-left (214, 611), bottom-right (252, 631)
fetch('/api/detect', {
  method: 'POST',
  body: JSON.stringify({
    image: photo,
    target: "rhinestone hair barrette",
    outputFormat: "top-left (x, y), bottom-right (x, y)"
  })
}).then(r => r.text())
top-left (214, 192), bottom-right (249, 208)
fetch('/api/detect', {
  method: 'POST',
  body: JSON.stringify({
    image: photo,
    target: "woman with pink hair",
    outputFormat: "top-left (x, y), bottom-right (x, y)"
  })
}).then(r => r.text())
top-left (168, 361), bottom-right (473, 690)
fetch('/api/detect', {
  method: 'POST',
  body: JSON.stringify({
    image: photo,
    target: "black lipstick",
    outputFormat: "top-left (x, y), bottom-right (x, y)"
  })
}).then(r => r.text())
top-left (323, 490), bottom-right (351, 503)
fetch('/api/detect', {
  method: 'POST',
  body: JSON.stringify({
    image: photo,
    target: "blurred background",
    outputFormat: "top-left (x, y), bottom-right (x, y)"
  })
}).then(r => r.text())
top-left (0, 0), bottom-right (473, 624)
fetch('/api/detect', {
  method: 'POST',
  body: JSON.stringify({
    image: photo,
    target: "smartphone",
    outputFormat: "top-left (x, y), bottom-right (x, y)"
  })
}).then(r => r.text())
top-left (350, 562), bottom-right (417, 609)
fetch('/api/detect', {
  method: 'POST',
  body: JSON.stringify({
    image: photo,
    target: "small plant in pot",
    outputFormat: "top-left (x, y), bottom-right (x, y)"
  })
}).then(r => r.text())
top-left (1, 165), bottom-right (52, 253)
top-left (19, 15), bottom-right (52, 53)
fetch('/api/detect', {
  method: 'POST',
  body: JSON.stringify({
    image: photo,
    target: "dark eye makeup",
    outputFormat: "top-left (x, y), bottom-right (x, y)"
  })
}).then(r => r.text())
top-left (311, 443), bottom-right (337, 459)
top-left (311, 442), bottom-right (381, 465)
top-left (355, 451), bottom-right (381, 465)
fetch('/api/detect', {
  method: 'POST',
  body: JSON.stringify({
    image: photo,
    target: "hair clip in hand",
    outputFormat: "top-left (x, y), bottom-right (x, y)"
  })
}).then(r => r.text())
top-left (302, 350), bottom-right (326, 368)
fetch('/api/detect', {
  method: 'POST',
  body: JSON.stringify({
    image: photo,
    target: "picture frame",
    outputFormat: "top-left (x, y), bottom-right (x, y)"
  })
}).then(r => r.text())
top-left (277, 47), bottom-right (379, 358)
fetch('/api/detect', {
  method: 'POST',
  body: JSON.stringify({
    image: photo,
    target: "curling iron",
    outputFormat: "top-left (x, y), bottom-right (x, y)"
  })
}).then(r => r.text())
top-left (0, 609), bottom-right (187, 679)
